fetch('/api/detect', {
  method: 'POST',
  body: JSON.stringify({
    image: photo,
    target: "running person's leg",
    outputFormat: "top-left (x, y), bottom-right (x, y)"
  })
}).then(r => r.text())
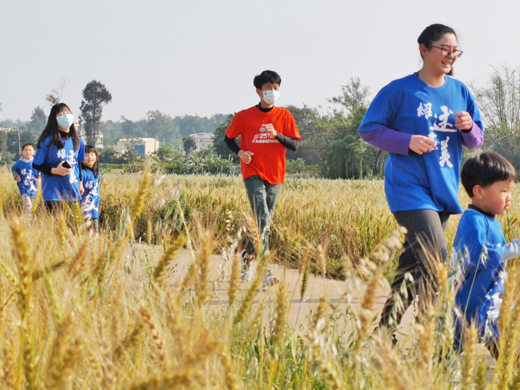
top-left (379, 209), bottom-right (450, 331)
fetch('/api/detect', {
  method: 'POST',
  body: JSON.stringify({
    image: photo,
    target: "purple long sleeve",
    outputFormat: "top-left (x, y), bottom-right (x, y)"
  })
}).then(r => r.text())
top-left (359, 126), bottom-right (412, 155)
top-left (461, 122), bottom-right (484, 150)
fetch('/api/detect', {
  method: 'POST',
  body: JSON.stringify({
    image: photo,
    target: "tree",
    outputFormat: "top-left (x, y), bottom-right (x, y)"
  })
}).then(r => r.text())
top-left (99, 147), bottom-right (125, 164)
top-left (0, 131), bottom-right (8, 161)
top-left (145, 110), bottom-right (180, 143)
top-left (28, 106), bottom-right (47, 133)
top-left (329, 77), bottom-right (370, 116)
top-left (79, 80), bottom-right (112, 145)
top-left (212, 114), bottom-right (236, 160)
top-left (472, 66), bottom-right (520, 165)
top-left (155, 146), bottom-right (177, 160)
top-left (46, 78), bottom-right (68, 107)
top-left (182, 135), bottom-right (196, 157)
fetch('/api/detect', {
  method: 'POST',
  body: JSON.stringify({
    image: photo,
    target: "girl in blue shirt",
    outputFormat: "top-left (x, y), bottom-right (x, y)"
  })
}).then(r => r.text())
top-left (80, 145), bottom-right (101, 232)
top-left (358, 24), bottom-right (484, 335)
top-left (33, 103), bottom-right (85, 212)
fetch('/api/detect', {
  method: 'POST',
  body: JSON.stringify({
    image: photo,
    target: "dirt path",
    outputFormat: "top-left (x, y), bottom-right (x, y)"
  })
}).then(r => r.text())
top-left (124, 242), bottom-right (494, 366)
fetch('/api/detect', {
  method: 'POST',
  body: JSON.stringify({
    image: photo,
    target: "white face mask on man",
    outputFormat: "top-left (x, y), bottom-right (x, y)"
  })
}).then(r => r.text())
top-left (262, 90), bottom-right (280, 105)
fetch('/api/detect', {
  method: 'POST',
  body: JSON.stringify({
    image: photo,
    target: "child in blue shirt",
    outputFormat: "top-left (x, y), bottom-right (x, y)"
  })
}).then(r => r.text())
top-left (33, 103), bottom-right (85, 212)
top-left (11, 143), bottom-right (40, 215)
top-left (451, 151), bottom-right (520, 358)
top-left (80, 145), bottom-right (101, 232)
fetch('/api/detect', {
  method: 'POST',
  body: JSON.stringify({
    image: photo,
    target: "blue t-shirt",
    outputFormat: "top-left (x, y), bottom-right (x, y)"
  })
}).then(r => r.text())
top-left (12, 158), bottom-right (39, 197)
top-left (359, 73), bottom-right (483, 213)
top-left (81, 167), bottom-right (101, 219)
top-left (451, 207), bottom-right (506, 349)
top-left (34, 136), bottom-right (85, 202)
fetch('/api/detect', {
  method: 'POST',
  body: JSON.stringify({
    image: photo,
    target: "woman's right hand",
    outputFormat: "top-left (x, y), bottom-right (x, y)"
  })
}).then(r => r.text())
top-left (51, 161), bottom-right (71, 176)
top-left (409, 135), bottom-right (438, 155)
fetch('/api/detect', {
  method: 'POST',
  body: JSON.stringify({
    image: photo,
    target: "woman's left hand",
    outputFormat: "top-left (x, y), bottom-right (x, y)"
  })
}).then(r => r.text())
top-left (454, 112), bottom-right (473, 131)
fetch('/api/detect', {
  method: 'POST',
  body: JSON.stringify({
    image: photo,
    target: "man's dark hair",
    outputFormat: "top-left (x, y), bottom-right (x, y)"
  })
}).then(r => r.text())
top-left (461, 151), bottom-right (517, 197)
top-left (253, 70), bottom-right (282, 89)
top-left (21, 143), bottom-right (35, 151)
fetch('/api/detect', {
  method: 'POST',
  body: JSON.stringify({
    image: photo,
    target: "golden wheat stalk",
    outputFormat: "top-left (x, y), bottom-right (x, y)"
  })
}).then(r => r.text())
top-left (228, 251), bottom-right (240, 307)
top-left (153, 235), bottom-right (186, 284)
top-left (194, 230), bottom-right (214, 305)
top-left (273, 281), bottom-right (287, 356)
top-left (138, 305), bottom-right (167, 368)
top-left (10, 218), bottom-right (33, 389)
top-left (234, 260), bottom-right (265, 325)
top-left (112, 161), bottom-right (152, 287)
top-left (461, 323), bottom-right (478, 389)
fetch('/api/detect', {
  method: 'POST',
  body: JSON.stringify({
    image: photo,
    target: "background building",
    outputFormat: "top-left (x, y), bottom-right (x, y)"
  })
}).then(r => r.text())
top-left (189, 133), bottom-right (214, 153)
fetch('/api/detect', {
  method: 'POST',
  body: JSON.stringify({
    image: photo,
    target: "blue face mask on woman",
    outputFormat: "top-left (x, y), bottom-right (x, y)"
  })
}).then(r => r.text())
top-left (57, 113), bottom-right (74, 129)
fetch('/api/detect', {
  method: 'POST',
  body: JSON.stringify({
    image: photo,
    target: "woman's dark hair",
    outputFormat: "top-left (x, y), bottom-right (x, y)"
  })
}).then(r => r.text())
top-left (36, 103), bottom-right (81, 151)
top-left (417, 24), bottom-right (457, 76)
top-left (253, 70), bottom-right (282, 89)
top-left (82, 144), bottom-right (99, 178)
top-left (461, 151), bottom-right (517, 197)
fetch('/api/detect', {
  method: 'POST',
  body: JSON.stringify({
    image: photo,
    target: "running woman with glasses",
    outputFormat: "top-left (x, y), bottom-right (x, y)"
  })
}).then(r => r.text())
top-left (358, 24), bottom-right (484, 338)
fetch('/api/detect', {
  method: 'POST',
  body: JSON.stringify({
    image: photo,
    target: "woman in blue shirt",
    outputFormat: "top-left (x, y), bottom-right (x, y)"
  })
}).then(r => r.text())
top-left (33, 103), bottom-right (85, 212)
top-left (358, 24), bottom-right (484, 335)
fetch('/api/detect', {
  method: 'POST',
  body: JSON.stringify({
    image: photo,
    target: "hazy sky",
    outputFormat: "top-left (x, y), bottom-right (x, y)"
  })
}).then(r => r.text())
top-left (1, 0), bottom-right (519, 122)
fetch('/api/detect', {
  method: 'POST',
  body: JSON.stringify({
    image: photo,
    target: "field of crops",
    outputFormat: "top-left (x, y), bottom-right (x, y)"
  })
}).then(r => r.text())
top-left (2, 163), bottom-right (520, 389)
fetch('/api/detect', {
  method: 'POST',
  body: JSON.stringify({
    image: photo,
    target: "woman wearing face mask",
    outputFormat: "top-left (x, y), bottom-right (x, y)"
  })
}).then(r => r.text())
top-left (358, 24), bottom-right (484, 338)
top-left (34, 103), bottom-right (85, 212)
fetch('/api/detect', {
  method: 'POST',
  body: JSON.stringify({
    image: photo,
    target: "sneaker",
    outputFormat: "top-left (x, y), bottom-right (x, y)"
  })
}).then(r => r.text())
top-left (240, 250), bottom-right (253, 281)
top-left (261, 269), bottom-right (279, 289)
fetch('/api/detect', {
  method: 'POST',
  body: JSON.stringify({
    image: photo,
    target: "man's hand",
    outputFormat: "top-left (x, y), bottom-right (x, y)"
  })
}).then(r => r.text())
top-left (16, 176), bottom-right (21, 183)
top-left (238, 150), bottom-right (254, 164)
top-left (263, 123), bottom-right (277, 138)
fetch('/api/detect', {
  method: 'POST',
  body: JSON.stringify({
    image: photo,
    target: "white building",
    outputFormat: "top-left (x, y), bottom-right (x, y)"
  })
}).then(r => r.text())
top-left (95, 131), bottom-right (104, 149)
top-left (116, 137), bottom-right (160, 156)
top-left (189, 132), bottom-right (214, 152)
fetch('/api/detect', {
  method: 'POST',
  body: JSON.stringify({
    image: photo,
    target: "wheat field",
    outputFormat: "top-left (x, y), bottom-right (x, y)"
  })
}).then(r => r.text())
top-left (1, 163), bottom-right (520, 389)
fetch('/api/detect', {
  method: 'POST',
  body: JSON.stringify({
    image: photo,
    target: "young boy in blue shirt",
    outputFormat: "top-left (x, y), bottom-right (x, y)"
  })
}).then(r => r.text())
top-left (11, 143), bottom-right (40, 216)
top-left (451, 151), bottom-right (520, 357)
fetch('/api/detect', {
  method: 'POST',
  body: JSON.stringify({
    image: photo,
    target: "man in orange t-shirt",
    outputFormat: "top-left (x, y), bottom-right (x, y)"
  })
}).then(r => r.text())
top-left (225, 70), bottom-right (301, 270)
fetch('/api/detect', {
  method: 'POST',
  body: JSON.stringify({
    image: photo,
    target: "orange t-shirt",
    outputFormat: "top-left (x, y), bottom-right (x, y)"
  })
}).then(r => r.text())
top-left (225, 106), bottom-right (301, 184)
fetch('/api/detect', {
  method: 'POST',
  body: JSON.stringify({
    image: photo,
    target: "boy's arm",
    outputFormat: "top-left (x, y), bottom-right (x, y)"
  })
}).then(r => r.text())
top-left (224, 135), bottom-right (240, 155)
top-left (502, 239), bottom-right (520, 261)
top-left (274, 133), bottom-right (299, 152)
top-left (11, 163), bottom-right (21, 181)
top-left (12, 170), bottom-right (21, 182)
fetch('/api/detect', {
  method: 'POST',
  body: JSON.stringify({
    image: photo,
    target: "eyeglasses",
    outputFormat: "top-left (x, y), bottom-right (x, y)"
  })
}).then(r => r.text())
top-left (430, 45), bottom-right (463, 58)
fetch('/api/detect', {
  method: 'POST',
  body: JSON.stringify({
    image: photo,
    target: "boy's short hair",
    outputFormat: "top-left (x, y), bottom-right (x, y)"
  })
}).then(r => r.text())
top-left (461, 151), bottom-right (517, 197)
top-left (21, 143), bottom-right (35, 151)
top-left (253, 70), bottom-right (282, 89)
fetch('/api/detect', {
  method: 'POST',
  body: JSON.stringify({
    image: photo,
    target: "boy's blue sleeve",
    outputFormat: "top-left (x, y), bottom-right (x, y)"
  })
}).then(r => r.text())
top-left (11, 161), bottom-right (20, 179)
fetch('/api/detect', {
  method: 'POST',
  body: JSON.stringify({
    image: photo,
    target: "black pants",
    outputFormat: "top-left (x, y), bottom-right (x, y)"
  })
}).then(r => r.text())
top-left (379, 209), bottom-right (451, 330)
